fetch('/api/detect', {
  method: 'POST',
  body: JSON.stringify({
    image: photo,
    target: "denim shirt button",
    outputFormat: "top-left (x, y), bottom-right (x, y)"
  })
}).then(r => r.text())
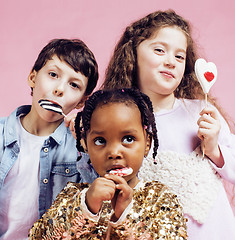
top-left (43, 178), bottom-right (48, 184)
top-left (65, 169), bottom-right (70, 174)
top-left (43, 148), bottom-right (49, 153)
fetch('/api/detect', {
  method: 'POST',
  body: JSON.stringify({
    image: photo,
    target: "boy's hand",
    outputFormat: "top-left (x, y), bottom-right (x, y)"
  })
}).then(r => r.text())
top-left (85, 177), bottom-right (116, 214)
top-left (64, 113), bottom-right (77, 139)
top-left (104, 174), bottom-right (133, 220)
top-left (197, 107), bottom-right (224, 167)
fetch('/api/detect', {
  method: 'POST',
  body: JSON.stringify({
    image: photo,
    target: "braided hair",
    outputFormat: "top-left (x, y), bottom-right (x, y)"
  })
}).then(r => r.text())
top-left (75, 88), bottom-right (158, 160)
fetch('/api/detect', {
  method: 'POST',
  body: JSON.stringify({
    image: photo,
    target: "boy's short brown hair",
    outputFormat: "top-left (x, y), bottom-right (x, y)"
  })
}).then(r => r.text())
top-left (32, 39), bottom-right (98, 96)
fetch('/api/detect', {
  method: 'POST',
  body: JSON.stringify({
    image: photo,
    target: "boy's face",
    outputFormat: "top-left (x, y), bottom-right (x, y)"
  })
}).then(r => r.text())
top-left (86, 102), bottom-right (151, 188)
top-left (28, 55), bottom-right (88, 122)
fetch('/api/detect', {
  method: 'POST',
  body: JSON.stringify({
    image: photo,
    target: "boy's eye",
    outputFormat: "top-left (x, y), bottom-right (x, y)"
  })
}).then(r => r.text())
top-left (122, 136), bottom-right (135, 144)
top-left (70, 82), bottom-right (80, 89)
top-left (49, 72), bottom-right (58, 78)
top-left (94, 137), bottom-right (106, 146)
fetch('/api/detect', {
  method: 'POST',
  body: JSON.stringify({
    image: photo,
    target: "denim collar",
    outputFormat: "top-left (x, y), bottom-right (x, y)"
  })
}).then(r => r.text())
top-left (4, 105), bottom-right (67, 147)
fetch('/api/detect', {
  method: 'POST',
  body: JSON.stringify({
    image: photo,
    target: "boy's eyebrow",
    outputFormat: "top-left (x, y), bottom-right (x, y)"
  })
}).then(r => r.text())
top-left (47, 64), bottom-right (85, 83)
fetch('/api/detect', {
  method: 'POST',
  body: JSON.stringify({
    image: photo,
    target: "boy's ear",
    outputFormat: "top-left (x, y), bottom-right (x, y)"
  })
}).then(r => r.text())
top-left (27, 70), bottom-right (37, 88)
top-left (76, 95), bottom-right (88, 109)
top-left (144, 134), bottom-right (152, 157)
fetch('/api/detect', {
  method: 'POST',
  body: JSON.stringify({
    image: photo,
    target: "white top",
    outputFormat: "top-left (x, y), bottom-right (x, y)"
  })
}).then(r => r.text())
top-left (139, 98), bottom-right (235, 240)
top-left (0, 118), bottom-right (47, 240)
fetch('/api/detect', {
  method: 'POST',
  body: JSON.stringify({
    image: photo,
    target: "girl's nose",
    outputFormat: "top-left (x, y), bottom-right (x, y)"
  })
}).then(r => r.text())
top-left (107, 145), bottom-right (123, 160)
top-left (164, 54), bottom-right (175, 68)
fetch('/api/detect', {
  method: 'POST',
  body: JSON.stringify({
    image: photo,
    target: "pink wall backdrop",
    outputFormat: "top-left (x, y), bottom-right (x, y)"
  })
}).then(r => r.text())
top-left (1, 0), bottom-right (235, 122)
top-left (1, 0), bottom-right (235, 210)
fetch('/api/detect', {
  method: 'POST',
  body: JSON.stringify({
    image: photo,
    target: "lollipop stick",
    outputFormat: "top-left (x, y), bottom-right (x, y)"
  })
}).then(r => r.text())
top-left (195, 58), bottom-right (217, 159)
top-left (202, 93), bottom-right (208, 158)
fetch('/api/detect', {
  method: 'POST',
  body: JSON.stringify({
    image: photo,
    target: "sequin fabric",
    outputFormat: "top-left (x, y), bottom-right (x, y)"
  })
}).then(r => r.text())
top-left (29, 181), bottom-right (187, 239)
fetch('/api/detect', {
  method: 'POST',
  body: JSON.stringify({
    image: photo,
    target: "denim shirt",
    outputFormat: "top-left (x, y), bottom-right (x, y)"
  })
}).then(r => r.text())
top-left (0, 105), bottom-right (98, 218)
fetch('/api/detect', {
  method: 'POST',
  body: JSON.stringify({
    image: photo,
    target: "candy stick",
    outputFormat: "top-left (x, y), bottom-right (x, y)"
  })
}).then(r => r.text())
top-left (195, 58), bottom-right (217, 157)
top-left (38, 99), bottom-right (66, 117)
top-left (109, 167), bottom-right (133, 177)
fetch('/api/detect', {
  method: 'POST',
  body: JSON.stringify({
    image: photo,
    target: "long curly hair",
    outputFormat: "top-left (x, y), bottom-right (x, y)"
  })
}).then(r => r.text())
top-left (103, 10), bottom-right (204, 100)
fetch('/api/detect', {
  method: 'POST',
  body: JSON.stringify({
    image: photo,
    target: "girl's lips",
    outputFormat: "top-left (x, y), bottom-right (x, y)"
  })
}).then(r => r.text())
top-left (107, 164), bottom-right (125, 173)
top-left (160, 71), bottom-right (175, 78)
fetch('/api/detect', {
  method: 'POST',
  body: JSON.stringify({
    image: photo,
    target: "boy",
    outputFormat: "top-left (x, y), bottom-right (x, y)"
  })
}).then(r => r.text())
top-left (0, 39), bottom-right (99, 239)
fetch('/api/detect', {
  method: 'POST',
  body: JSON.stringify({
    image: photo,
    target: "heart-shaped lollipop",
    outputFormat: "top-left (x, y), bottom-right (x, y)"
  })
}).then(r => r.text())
top-left (195, 58), bottom-right (217, 94)
top-left (195, 58), bottom-right (217, 157)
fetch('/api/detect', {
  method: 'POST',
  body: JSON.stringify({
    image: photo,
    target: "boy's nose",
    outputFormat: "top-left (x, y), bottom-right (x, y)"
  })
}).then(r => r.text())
top-left (54, 89), bottom-right (63, 96)
top-left (53, 84), bottom-right (64, 97)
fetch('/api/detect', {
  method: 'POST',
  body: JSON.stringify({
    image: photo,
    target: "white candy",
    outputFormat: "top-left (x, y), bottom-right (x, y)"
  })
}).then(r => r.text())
top-left (109, 167), bottom-right (133, 177)
top-left (195, 58), bottom-right (217, 94)
top-left (38, 99), bottom-right (65, 116)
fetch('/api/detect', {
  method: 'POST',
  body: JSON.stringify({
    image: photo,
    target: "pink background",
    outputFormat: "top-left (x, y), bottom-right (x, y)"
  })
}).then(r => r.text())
top-left (1, 0), bottom-right (235, 210)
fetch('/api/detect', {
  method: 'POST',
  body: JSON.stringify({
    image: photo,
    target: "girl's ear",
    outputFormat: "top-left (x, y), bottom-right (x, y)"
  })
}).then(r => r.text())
top-left (27, 70), bottom-right (37, 88)
top-left (144, 134), bottom-right (152, 157)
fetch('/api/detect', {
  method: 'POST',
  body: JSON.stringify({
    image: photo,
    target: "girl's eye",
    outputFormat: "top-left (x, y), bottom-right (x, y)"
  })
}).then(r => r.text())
top-left (176, 55), bottom-right (185, 61)
top-left (154, 48), bottom-right (164, 54)
top-left (49, 72), bottom-right (58, 78)
top-left (94, 137), bottom-right (106, 146)
top-left (122, 136), bottom-right (135, 144)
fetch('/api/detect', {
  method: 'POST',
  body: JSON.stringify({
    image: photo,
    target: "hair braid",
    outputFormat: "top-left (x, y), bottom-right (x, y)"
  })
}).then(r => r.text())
top-left (75, 88), bottom-right (159, 162)
top-left (140, 93), bottom-right (159, 159)
top-left (75, 111), bottom-right (84, 152)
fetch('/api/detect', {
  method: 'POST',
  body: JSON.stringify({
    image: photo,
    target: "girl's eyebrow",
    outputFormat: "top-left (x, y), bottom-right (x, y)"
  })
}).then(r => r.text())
top-left (89, 129), bottom-right (139, 136)
top-left (89, 130), bottom-right (104, 135)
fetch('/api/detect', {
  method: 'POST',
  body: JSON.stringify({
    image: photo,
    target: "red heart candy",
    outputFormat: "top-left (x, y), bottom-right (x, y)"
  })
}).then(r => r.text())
top-left (204, 72), bottom-right (214, 82)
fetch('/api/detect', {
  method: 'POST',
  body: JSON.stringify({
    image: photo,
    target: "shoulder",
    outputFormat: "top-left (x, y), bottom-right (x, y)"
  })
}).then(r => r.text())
top-left (139, 181), bottom-right (178, 198)
top-left (50, 182), bottom-right (89, 209)
top-left (178, 98), bottom-right (203, 110)
top-left (141, 180), bottom-right (166, 191)
top-left (132, 181), bottom-right (188, 239)
top-left (134, 181), bottom-right (180, 205)
top-left (0, 107), bottom-right (20, 141)
top-left (0, 117), bottom-right (7, 130)
top-left (59, 181), bottom-right (89, 196)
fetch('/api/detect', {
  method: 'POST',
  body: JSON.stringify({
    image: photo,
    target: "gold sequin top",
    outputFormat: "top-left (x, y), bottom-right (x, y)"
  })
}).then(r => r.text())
top-left (29, 181), bottom-right (187, 239)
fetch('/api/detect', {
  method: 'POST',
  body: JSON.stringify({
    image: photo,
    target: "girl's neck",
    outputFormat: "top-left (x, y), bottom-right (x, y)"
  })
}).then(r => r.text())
top-left (128, 176), bottom-right (140, 189)
top-left (150, 93), bottom-right (176, 112)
